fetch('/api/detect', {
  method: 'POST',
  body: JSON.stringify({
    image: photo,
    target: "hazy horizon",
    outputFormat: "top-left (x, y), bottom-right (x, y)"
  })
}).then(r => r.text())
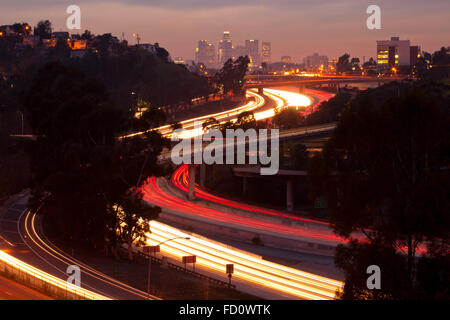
top-left (1, 0), bottom-right (449, 63)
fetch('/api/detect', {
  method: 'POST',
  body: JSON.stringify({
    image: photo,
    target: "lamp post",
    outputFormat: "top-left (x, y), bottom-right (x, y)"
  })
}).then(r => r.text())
top-left (133, 33), bottom-right (141, 45)
top-left (17, 110), bottom-right (24, 135)
top-left (144, 236), bottom-right (190, 299)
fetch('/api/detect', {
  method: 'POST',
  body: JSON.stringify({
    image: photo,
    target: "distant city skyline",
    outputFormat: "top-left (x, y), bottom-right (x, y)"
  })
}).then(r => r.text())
top-left (1, 0), bottom-right (449, 62)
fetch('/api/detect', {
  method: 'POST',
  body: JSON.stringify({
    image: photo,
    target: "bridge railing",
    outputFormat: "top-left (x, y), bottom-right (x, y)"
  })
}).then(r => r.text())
top-left (138, 251), bottom-right (235, 289)
top-left (0, 250), bottom-right (111, 300)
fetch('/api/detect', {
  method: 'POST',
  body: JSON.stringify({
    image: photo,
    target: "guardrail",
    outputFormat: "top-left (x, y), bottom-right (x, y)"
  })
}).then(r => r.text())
top-left (138, 251), bottom-right (235, 289)
top-left (0, 250), bottom-right (111, 300)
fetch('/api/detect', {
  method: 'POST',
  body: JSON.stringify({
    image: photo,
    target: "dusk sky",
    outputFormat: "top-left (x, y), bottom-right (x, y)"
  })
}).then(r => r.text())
top-left (2, 0), bottom-right (449, 62)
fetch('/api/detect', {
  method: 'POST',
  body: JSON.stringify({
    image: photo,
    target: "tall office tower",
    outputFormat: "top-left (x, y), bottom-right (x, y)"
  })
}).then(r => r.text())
top-left (376, 37), bottom-right (421, 71)
top-left (196, 40), bottom-right (216, 68)
top-left (233, 45), bottom-right (248, 60)
top-left (261, 42), bottom-right (271, 64)
top-left (218, 31), bottom-right (233, 66)
top-left (245, 39), bottom-right (260, 68)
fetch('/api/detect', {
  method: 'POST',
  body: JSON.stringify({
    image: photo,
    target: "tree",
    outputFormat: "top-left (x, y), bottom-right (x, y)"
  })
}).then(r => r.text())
top-left (350, 57), bottom-right (360, 69)
top-left (432, 47), bottom-right (450, 65)
top-left (110, 190), bottom-right (160, 260)
top-left (306, 92), bottom-right (352, 125)
top-left (34, 20), bottom-right (52, 39)
top-left (23, 61), bottom-right (167, 256)
top-left (261, 62), bottom-right (268, 74)
top-left (11, 23), bottom-right (31, 35)
top-left (156, 45), bottom-right (170, 63)
top-left (281, 142), bottom-right (308, 170)
top-left (336, 53), bottom-right (352, 74)
top-left (202, 117), bottom-right (221, 131)
top-left (216, 56), bottom-right (250, 96)
top-left (335, 240), bottom-right (408, 300)
top-left (273, 108), bottom-right (304, 130)
top-left (309, 82), bottom-right (450, 299)
top-left (362, 57), bottom-right (376, 69)
top-left (234, 111), bottom-right (257, 130)
top-left (81, 30), bottom-right (93, 41)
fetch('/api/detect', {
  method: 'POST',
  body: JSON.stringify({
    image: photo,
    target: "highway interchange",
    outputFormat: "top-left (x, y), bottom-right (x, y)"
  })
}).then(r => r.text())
top-left (1, 84), bottom-right (361, 300)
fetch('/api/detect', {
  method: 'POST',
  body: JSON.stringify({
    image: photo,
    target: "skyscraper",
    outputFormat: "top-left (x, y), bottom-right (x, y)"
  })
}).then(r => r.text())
top-left (245, 39), bottom-right (260, 68)
top-left (218, 31), bottom-right (233, 67)
top-left (196, 40), bottom-right (216, 68)
top-left (261, 42), bottom-right (271, 64)
top-left (233, 45), bottom-right (248, 60)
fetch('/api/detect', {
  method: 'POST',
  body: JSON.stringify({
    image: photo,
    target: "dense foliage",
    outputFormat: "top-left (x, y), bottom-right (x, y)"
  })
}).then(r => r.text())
top-left (309, 80), bottom-right (450, 299)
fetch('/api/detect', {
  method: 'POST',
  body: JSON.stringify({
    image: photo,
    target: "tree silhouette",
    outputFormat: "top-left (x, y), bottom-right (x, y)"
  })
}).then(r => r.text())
top-left (217, 56), bottom-right (250, 96)
top-left (34, 20), bottom-right (52, 39)
top-left (309, 81), bottom-right (450, 299)
top-left (23, 62), bottom-right (166, 255)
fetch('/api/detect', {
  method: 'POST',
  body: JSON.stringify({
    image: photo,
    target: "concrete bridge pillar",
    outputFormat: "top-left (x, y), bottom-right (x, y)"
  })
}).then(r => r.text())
top-left (286, 179), bottom-right (294, 212)
top-left (298, 85), bottom-right (305, 94)
top-left (188, 164), bottom-right (196, 201)
top-left (258, 87), bottom-right (264, 95)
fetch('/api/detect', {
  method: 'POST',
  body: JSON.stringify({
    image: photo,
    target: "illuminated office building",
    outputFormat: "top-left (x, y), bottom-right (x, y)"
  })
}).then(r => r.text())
top-left (196, 40), bottom-right (216, 68)
top-left (377, 37), bottom-right (420, 71)
top-left (261, 42), bottom-right (271, 63)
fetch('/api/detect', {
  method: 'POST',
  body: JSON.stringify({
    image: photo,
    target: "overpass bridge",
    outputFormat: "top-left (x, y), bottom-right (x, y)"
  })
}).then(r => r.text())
top-left (245, 75), bottom-right (406, 94)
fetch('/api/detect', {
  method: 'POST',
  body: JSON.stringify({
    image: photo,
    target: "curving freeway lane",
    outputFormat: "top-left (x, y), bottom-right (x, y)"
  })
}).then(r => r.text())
top-left (1, 86), bottom-right (340, 300)
top-left (0, 274), bottom-right (51, 300)
top-left (0, 193), bottom-right (158, 300)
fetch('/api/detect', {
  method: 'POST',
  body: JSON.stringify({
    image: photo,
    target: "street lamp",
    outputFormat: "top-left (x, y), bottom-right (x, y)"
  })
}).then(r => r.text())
top-left (144, 236), bottom-right (190, 299)
top-left (17, 110), bottom-right (24, 135)
top-left (132, 33), bottom-right (141, 45)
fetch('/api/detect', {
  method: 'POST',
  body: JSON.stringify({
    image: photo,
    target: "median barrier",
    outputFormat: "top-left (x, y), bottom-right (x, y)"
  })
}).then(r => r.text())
top-left (0, 250), bottom-right (110, 300)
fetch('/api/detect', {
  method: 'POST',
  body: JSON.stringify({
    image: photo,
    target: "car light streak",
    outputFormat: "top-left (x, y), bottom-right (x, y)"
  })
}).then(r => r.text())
top-left (21, 210), bottom-right (159, 300)
top-left (264, 89), bottom-right (312, 109)
top-left (121, 90), bottom-right (266, 140)
top-left (146, 220), bottom-right (342, 300)
top-left (166, 165), bottom-right (428, 256)
top-left (143, 177), bottom-right (351, 244)
top-left (172, 164), bottom-right (331, 227)
top-left (0, 250), bottom-right (111, 300)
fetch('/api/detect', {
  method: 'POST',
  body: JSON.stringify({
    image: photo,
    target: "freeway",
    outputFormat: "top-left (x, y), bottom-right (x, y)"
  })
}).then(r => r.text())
top-left (0, 193), bottom-right (159, 300)
top-left (172, 164), bottom-right (330, 226)
top-left (138, 87), bottom-right (346, 299)
top-left (245, 75), bottom-right (405, 89)
top-left (121, 86), bottom-right (331, 140)
top-left (121, 90), bottom-right (267, 140)
top-left (143, 176), bottom-right (352, 249)
top-left (0, 274), bottom-right (51, 300)
top-left (146, 219), bottom-right (343, 300)
top-left (1, 86), bottom-right (339, 300)
top-left (2, 192), bottom-right (343, 300)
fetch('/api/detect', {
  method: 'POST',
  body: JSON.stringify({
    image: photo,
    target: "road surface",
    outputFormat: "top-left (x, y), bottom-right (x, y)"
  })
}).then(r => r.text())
top-left (0, 274), bottom-right (51, 300)
top-left (0, 193), bottom-right (158, 300)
